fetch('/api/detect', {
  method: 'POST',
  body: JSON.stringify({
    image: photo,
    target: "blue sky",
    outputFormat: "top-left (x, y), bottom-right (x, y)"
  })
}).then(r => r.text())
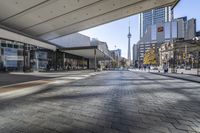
top-left (80, 0), bottom-right (200, 58)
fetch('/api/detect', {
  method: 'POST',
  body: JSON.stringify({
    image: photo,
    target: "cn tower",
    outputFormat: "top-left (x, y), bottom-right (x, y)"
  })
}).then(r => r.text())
top-left (127, 22), bottom-right (131, 61)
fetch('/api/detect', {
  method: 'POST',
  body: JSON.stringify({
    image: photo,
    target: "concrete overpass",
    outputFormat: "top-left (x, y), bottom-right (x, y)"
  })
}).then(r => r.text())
top-left (0, 0), bottom-right (179, 42)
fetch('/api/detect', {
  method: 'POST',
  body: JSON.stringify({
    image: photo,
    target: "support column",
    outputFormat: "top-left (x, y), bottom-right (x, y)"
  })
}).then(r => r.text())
top-left (197, 51), bottom-right (200, 75)
top-left (94, 49), bottom-right (96, 71)
top-left (87, 59), bottom-right (89, 69)
top-left (35, 51), bottom-right (39, 71)
top-left (109, 59), bottom-right (111, 70)
top-left (82, 57), bottom-right (84, 70)
top-left (54, 50), bottom-right (57, 71)
top-left (23, 44), bottom-right (26, 72)
top-left (63, 52), bottom-right (65, 70)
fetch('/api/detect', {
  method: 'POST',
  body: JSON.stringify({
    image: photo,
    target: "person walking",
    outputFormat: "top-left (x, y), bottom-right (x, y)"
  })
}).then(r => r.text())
top-left (148, 65), bottom-right (151, 72)
top-left (163, 63), bottom-right (168, 73)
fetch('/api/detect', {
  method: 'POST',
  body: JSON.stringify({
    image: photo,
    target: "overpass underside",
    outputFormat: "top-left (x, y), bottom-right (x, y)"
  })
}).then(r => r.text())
top-left (0, 0), bottom-right (179, 41)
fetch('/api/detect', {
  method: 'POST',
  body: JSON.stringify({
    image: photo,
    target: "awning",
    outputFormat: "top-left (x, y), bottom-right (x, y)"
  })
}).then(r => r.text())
top-left (61, 46), bottom-right (113, 60)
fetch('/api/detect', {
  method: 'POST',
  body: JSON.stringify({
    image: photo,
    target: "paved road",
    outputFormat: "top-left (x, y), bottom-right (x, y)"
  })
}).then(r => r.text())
top-left (0, 70), bottom-right (95, 87)
top-left (0, 71), bottom-right (200, 133)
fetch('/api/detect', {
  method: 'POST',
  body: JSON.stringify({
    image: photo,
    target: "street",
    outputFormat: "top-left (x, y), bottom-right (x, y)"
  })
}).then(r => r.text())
top-left (0, 71), bottom-right (200, 133)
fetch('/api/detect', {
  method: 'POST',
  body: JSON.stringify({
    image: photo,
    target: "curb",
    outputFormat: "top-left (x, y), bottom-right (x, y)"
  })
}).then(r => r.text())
top-left (150, 72), bottom-right (200, 83)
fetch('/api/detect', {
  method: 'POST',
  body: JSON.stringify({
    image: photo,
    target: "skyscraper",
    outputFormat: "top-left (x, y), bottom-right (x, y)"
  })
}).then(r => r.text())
top-left (127, 24), bottom-right (131, 61)
top-left (132, 44), bottom-right (139, 67)
top-left (140, 6), bottom-right (172, 38)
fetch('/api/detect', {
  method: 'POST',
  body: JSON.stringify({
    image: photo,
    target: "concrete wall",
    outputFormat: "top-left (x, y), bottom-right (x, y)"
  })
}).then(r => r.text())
top-left (50, 33), bottom-right (91, 48)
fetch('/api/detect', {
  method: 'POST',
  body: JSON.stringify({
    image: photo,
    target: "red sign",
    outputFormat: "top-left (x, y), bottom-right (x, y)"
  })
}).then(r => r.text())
top-left (157, 27), bottom-right (164, 32)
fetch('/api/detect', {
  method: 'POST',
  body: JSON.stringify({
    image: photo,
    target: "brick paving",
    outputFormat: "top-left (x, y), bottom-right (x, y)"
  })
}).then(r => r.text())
top-left (0, 71), bottom-right (200, 133)
top-left (0, 70), bottom-right (95, 87)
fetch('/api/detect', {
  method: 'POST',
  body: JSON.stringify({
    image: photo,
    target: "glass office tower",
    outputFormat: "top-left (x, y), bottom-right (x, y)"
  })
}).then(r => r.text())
top-left (140, 6), bottom-right (172, 38)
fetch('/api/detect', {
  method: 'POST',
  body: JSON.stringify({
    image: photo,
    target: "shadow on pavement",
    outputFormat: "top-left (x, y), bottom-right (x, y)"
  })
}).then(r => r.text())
top-left (0, 71), bottom-right (200, 132)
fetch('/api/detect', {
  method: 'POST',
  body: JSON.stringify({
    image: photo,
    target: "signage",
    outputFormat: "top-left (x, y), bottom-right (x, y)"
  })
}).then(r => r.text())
top-left (157, 27), bottom-right (164, 32)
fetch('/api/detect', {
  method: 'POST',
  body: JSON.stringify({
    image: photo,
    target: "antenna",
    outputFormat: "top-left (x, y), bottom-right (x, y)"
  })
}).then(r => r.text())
top-left (128, 18), bottom-right (130, 33)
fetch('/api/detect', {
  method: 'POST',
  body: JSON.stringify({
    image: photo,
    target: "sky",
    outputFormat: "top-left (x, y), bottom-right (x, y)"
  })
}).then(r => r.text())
top-left (79, 0), bottom-right (200, 58)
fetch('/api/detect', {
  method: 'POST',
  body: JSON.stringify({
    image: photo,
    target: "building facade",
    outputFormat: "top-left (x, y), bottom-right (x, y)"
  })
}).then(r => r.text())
top-left (140, 7), bottom-right (172, 38)
top-left (110, 49), bottom-right (122, 68)
top-left (51, 34), bottom-right (112, 70)
top-left (132, 44), bottom-right (139, 67)
top-left (0, 29), bottom-right (113, 72)
top-left (0, 38), bottom-right (88, 72)
top-left (136, 17), bottom-right (196, 66)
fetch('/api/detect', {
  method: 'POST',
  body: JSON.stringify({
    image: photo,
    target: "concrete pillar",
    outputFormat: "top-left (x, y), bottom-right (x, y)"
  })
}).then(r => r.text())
top-left (52, 51), bottom-right (57, 71)
top-left (197, 51), bottom-right (199, 75)
top-left (94, 49), bottom-right (96, 71)
top-left (63, 52), bottom-right (65, 70)
top-left (82, 57), bottom-right (84, 69)
top-left (23, 44), bottom-right (26, 72)
top-left (36, 51), bottom-right (39, 71)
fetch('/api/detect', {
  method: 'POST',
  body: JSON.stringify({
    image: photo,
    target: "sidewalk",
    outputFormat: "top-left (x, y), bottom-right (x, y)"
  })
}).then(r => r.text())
top-left (130, 69), bottom-right (200, 83)
top-left (0, 70), bottom-right (106, 100)
top-left (151, 72), bottom-right (200, 83)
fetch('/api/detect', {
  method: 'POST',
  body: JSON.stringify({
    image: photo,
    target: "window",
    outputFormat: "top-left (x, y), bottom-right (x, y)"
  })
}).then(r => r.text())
top-left (1, 43), bottom-right (6, 47)
top-left (19, 45), bottom-right (24, 49)
top-left (14, 45), bottom-right (19, 49)
top-left (8, 44), bottom-right (13, 48)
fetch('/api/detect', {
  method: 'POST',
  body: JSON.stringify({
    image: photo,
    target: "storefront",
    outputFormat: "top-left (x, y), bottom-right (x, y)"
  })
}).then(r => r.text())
top-left (0, 39), bottom-right (89, 72)
top-left (0, 39), bottom-right (56, 72)
top-left (64, 53), bottom-right (89, 70)
top-left (0, 40), bottom-right (24, 71)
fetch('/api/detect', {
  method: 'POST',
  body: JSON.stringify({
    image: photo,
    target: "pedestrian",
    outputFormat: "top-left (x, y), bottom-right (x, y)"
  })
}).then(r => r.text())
top-left (163, 63), bottom-right (168, 73)
top-left (148, 65), bottom-right (150, 72)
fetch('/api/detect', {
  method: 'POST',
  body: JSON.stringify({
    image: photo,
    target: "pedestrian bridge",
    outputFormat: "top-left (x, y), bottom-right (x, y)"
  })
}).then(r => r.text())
top-left (0, 0), bottom-right (179, 41)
